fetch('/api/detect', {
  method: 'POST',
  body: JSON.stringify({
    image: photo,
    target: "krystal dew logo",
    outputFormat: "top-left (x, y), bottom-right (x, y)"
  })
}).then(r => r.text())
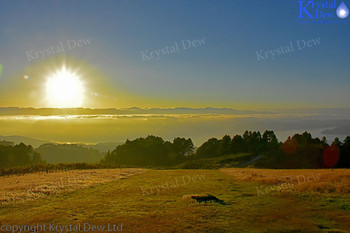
top-left (298, 0), bottom-right (349, 23)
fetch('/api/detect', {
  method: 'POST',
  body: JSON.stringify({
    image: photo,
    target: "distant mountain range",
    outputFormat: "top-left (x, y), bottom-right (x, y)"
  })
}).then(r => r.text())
top-left (0, 107), bottom-right (271, 115)
top-left (88, 142), bottom-right (123, 152)
top-left (2, 107), bottom-right (350, 117)
top-left (0, 135), bottom-right (123, 152)
top-left (0, 135), bottom-right (51, 148)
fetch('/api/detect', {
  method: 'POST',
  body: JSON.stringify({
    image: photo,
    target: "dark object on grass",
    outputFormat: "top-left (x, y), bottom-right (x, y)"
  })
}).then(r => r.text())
top-left (185, 194), bottom-right (226, 205)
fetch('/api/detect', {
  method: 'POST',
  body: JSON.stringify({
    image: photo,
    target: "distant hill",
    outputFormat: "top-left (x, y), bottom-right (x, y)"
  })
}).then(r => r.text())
top-left (0, 135), bottom-right (124, 154)
top-left (0, 140), bottom-right (15, 146)
top-left (0, 136), bottom-right (51, 148)
top-left (88, 142), bottom-right (123, 153)
top-left (35, 143), bottom-right (104, 164)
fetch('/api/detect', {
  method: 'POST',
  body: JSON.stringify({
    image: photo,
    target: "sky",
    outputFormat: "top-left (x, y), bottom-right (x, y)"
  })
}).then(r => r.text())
top-left (0, 0), bottom-right (349, 109)
top-left (0, 0), bottom-right (349, 144)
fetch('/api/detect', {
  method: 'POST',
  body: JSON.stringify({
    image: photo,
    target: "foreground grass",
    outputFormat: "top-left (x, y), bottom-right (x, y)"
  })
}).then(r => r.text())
top-left (0, 169), bottom-right (349, 232)
top-left (0, 169), bottom-right (145, 205)
top-left (222, 168), bottom-right (350, 194)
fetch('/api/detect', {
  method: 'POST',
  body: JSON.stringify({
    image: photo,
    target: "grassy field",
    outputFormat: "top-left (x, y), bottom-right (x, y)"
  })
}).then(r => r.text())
top-left (222, 168), bottom-right (350, 194)
top-left (0, 169), bottom-right (145, 205)
top-left (0, 168), bottom-right (349, 233)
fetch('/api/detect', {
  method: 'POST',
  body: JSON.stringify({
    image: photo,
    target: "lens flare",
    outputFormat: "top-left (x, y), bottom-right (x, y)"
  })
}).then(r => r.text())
top-left (323, 145), bottom-right (340, 168)
top-left (336, 1), bottom-right (349, 19)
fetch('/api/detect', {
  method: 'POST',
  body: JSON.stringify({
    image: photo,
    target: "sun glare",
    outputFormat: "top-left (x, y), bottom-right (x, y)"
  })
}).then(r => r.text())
top-left (45, 66), bottom-right (85, 108)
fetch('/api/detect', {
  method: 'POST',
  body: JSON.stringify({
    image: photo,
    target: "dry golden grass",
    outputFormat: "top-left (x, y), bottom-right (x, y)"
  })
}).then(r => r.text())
top-left (1, 169), bottom-right (349, 232)
top-left (0, 168), bottom-right (145, 205)
top-left (222, 168), bottom-right (350, 194)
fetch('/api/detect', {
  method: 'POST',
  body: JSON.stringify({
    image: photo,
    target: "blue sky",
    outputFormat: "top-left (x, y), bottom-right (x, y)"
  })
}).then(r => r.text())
top-left (0, 0), bottom-right (349, 109)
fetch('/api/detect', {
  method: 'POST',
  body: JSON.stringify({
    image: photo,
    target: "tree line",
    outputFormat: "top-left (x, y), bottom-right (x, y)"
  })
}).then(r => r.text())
top-left (0, 142), bottom-right (119, 176)
top-left (196, 130), bottom-right (279, 158)
top-left (1, 131), bottom-right (350, 172)
top-left (0, 142), bottom-right (43, 169)
top-left (103, 131), bottom-right (350, 169)
top-left (101, 136), bottom-right (195, 166)
top-left (195, 131), bottom-right (350, 169)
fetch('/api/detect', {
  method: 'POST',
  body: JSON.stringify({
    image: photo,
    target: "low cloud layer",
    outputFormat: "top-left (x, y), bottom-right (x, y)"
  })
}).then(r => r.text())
top-left (0, 107), bottom-right (349, 146)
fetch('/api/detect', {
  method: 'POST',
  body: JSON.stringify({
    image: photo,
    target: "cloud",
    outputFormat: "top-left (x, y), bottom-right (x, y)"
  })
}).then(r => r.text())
top-left (322, 125), bottom-right (350, 135)
top-left (0, 107), bottom-right (349, 145)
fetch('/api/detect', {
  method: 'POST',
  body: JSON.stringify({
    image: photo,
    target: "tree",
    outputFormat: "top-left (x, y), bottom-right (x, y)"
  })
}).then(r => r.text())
top-left (337, 136), bottom-right (350, 167)
top-left (332, 137), bottom-right (342, 147)
top-left (262, 130), bottom-right (278, 151)
top-left (0, 143), bottom-right (43, 168)
top-left (219, 135), bottom-right (231, 155)
top-left (102, 136), bottom-right (194, 166)
top-left (172, 137), bottom-right (194, 157)
top-left (196, 138), bottom-right (221, 158)
top-left (230, 135), bottom-right (244, 153)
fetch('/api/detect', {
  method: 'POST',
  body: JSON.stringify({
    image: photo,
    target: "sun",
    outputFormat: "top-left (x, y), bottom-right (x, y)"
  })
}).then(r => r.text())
top-left (45, 66), bottom-right (85, 108)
